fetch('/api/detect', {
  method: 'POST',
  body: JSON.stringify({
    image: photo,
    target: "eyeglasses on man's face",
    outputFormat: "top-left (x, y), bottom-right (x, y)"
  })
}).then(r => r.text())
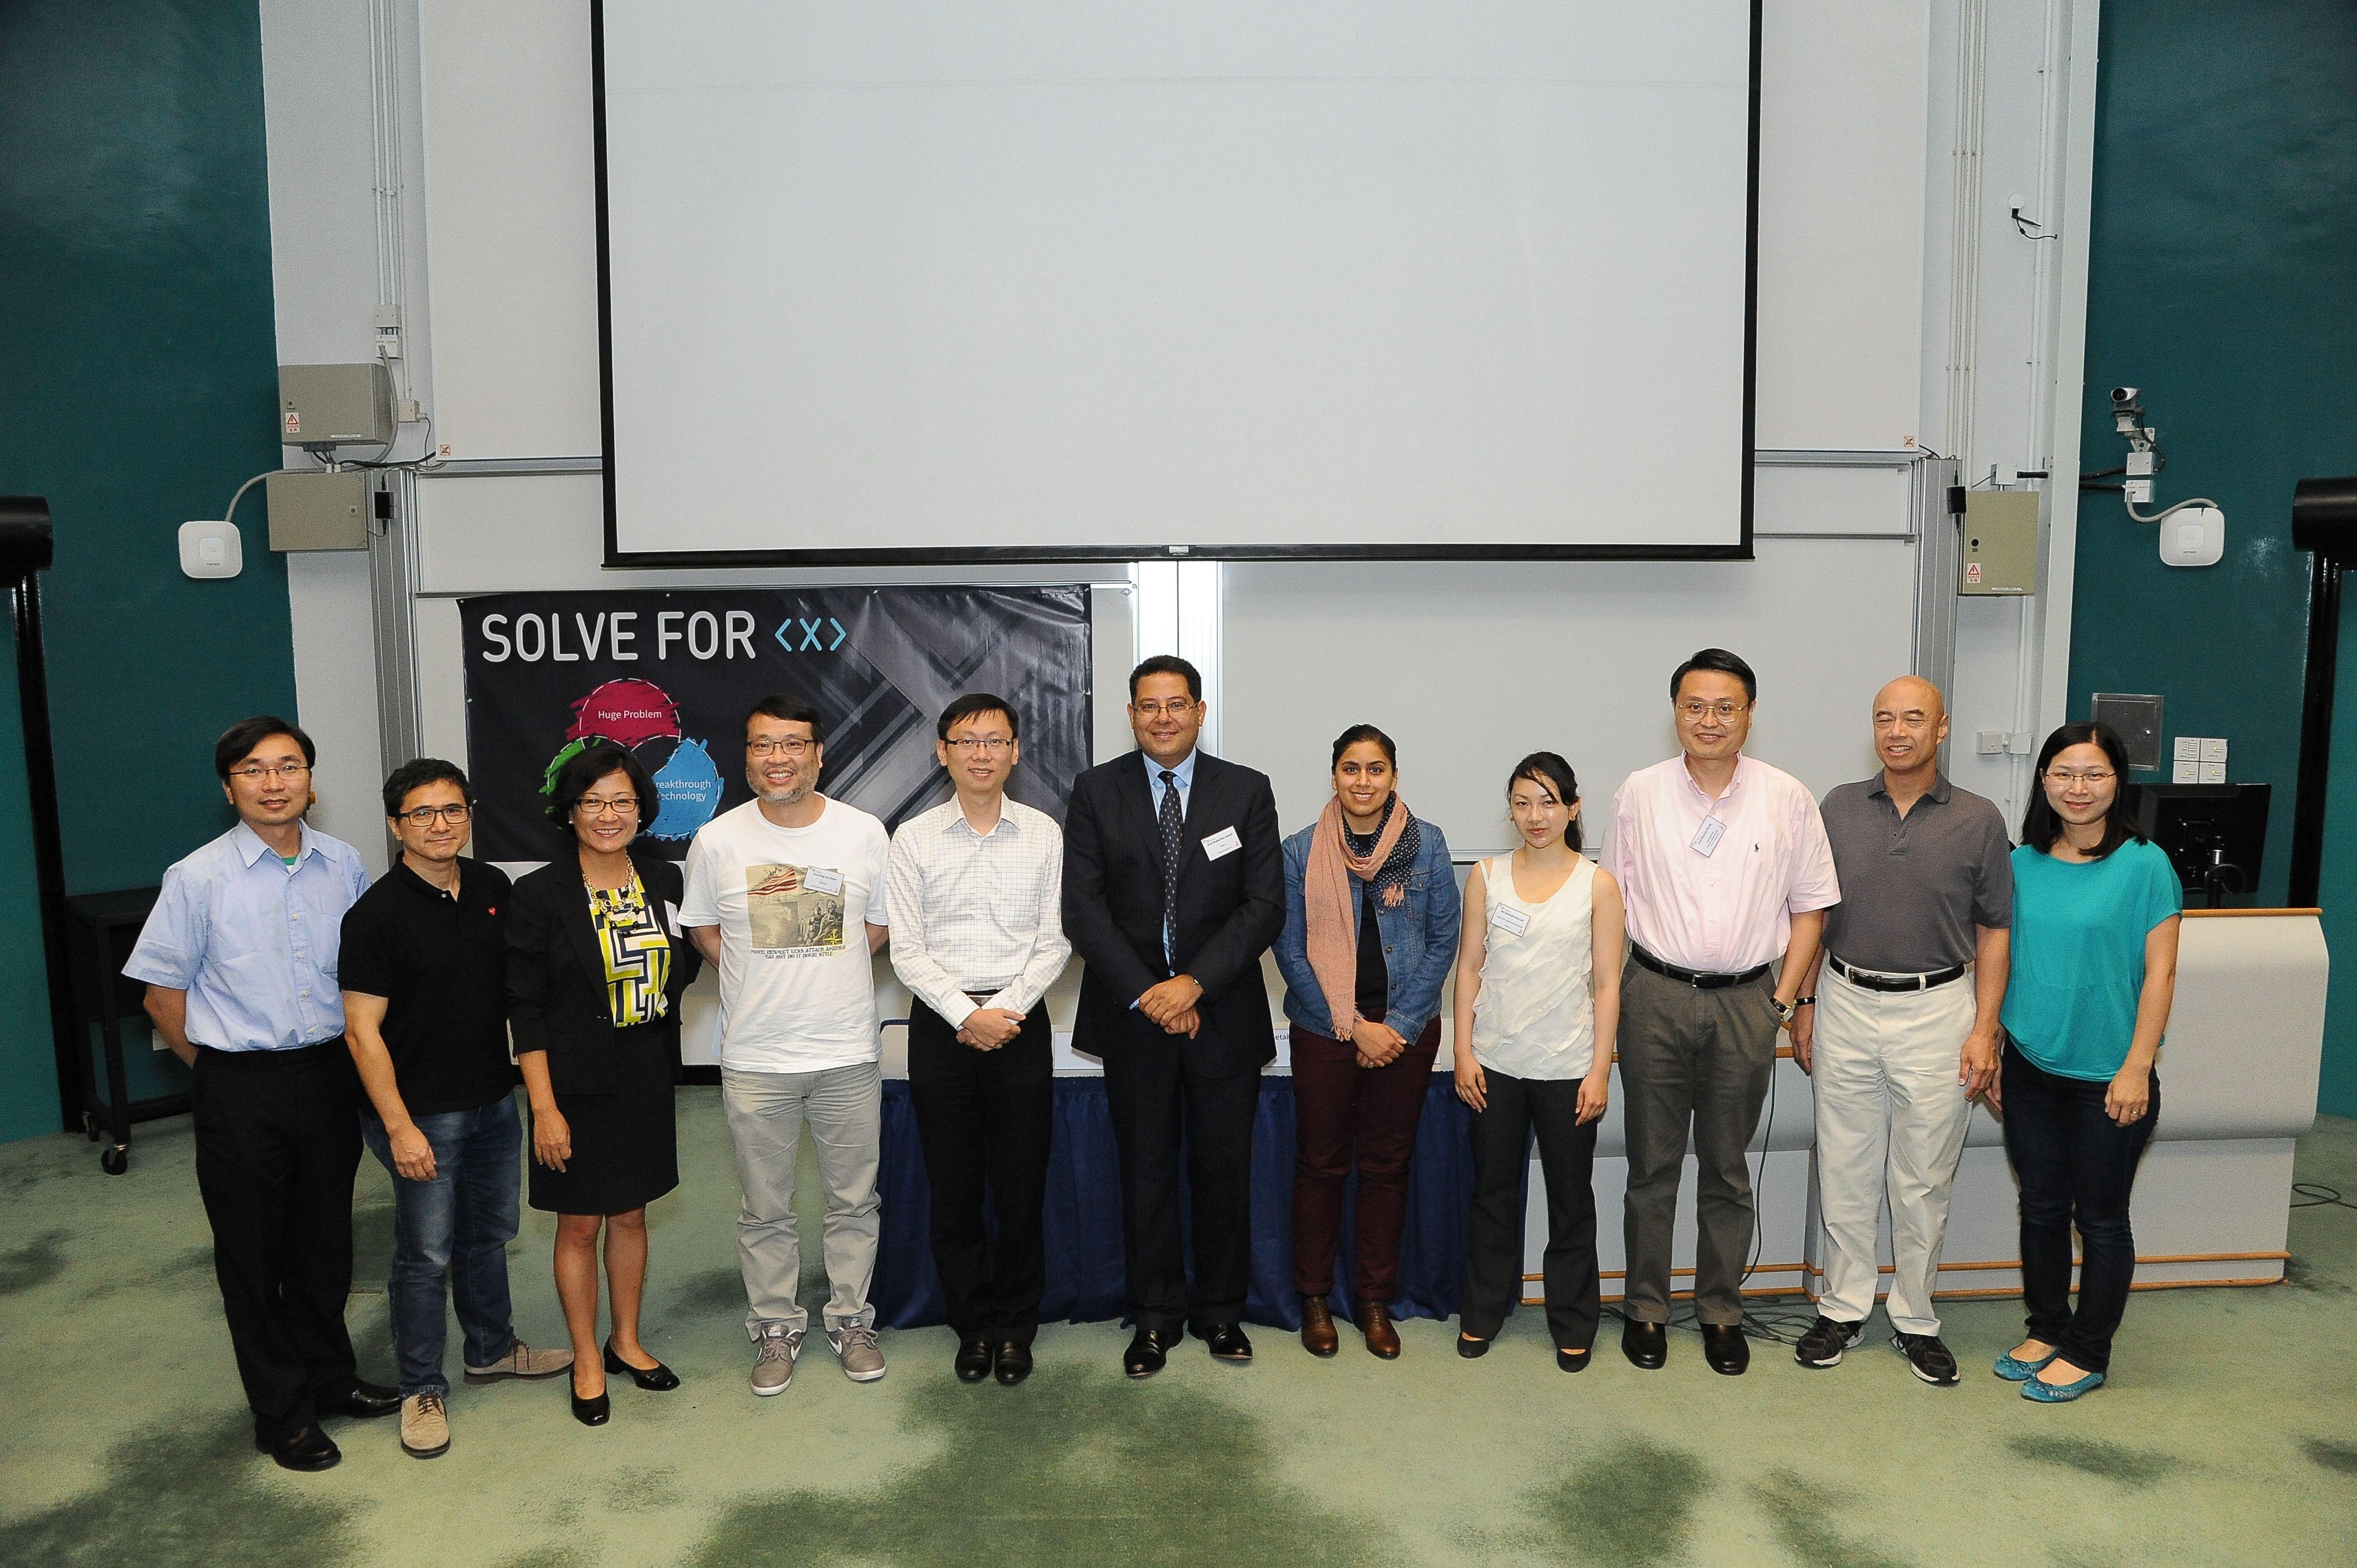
top-left (397, 803), bottom-right (472, 827)
top-left (944, 737), bottom-right (1012, 754)
top-left (1676, 700), bottom-right (1748, 722)
top-left (747, 736), bottom-right (815, 758)
top-left (1130, 699), bottom-right (1199, 720)
top-left (228, 761), bottom-right (312, 782)
top-left (575, 795), bottom-right (641, 818)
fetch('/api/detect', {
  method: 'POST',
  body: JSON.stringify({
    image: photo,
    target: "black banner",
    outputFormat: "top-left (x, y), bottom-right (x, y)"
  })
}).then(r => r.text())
top-left (459, 586), bottom-right (1092, 862)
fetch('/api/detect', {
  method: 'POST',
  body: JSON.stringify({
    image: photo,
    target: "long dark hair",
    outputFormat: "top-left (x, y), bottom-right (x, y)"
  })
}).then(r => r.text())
top-left (2020, 721), bottom-right (2143, 858)
top-left (1506, 751), bottom-right (1582, 853)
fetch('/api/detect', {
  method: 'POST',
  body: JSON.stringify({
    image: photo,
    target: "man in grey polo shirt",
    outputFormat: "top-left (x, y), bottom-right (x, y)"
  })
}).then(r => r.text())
top-left (1789, 675), bottom-right (2012, 1385)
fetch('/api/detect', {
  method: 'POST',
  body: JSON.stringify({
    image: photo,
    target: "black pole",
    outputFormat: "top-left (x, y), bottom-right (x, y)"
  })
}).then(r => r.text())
top-left (2288, 476), bottom-right (2357, 910)
top-left (0, 498), bottom-right (73, 1131)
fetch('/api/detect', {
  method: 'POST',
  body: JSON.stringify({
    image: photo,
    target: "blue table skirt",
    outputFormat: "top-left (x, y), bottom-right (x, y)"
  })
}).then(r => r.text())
top-left (874, 1072), bottom-right (1478, 1332)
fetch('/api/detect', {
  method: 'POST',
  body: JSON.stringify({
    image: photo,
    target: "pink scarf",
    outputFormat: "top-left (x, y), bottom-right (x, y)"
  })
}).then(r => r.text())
top-left (1305, 794), bottom-right (1411, 1036)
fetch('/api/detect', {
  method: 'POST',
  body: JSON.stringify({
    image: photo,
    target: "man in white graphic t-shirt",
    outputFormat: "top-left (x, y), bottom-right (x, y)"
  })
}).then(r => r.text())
top-left (681, 695), bottom-right (892, 1395)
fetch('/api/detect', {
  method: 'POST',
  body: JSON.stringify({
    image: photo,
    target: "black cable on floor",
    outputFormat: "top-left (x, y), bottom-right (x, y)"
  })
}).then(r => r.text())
top-left (2293, 1182), bottom-right (2356, 1211)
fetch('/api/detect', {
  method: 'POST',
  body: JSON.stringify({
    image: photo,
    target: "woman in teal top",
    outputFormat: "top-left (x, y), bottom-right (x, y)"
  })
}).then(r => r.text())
top-left (1993, 722), bottom-right (2181, 1403)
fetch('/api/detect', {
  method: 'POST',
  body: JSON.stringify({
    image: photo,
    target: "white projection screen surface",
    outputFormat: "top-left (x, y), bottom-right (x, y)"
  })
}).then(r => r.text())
top-left (594, 2), bottom-right (1759, 565)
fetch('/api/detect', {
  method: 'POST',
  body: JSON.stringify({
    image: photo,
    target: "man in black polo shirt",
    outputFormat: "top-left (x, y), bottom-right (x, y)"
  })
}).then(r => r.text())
top-left (342, 759), bottom-right (570, 1458)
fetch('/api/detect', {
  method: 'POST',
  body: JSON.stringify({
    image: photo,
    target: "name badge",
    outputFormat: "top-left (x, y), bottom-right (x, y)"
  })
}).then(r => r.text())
top-left (662, 900), bottom-right (683, 938)
top-left (1201, 826), bottom-right (1242, 861)
top-left (1690, 817), bottom-right (1726, 857)
top-left (1490, 904), bottom-right (1531, 937)
top-left (804, 866), bottom-right (846, 895)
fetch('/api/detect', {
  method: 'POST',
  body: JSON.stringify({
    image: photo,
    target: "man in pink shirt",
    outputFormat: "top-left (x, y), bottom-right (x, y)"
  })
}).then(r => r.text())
top-left (1605, 648), bottom-right (1839, 1375)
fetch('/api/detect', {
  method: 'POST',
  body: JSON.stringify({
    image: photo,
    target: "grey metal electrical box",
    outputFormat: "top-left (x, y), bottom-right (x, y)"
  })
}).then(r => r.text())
top-left (265, 470), bottom-right (371, 551)
top-left (1959, 489), bottom-right (2039, 595)
top-left (277, 363), bottom-right (392, 447)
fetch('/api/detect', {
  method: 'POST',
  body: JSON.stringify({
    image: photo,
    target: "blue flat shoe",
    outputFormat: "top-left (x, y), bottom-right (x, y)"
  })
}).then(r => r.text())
top-left (2021, 1369), bottom-right (2106, 1402)
top-left (1993, 1349), bottom-right (2057, 1381)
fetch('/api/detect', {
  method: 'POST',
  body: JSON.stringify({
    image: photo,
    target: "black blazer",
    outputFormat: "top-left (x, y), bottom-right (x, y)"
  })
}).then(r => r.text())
top-left (506, 849), bottom-right (702, 1095)
top-left (1062, 750), bottom-right (1285, 1075)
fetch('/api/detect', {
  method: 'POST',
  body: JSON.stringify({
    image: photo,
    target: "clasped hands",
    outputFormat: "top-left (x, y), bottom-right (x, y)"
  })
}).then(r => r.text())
top-left (1137, 974), bottom-right (1204, 1038)
top-left (955, 1007), bottom-right (1026, 1050)
top-left (1346, 1018), bottom-right (1407, 1070)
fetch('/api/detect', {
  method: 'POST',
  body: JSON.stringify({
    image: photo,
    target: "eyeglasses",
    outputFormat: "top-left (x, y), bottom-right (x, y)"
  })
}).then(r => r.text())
top-left (398, 804), bottom-right (471, 827)
top-left (575, 796), bottom-right (641, 817)
top-left (1131, 699), bottom-right (1198, 719)
top-left (945, 737), bottom-right (1012, 754)
top-left (747, 737), bottom-right (814, 758)
top-left (2043, 769), bottom-right (2116, 785)
top-left (227, 762), bottom-right (311, 782)
top-left (1676, 700), bottom-right (1749, 721)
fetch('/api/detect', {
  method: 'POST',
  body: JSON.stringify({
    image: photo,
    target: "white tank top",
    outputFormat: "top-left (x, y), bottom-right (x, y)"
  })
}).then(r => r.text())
top-left (1471, 853), bottom-right (1596, 1081)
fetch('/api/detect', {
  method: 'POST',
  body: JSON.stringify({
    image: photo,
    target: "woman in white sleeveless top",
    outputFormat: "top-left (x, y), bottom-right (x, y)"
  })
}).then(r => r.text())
top-left (1452, 752), bottom-right (1625, 1369)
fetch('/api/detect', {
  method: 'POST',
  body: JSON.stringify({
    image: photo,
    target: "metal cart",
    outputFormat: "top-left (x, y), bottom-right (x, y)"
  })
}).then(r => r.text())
top-left (62, 886), bottom-right (183, 1174)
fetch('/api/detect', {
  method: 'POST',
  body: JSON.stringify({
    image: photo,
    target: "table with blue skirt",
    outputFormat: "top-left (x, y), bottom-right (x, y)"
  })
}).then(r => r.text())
top-left (873, 1072), bottom-right (1478, 1332)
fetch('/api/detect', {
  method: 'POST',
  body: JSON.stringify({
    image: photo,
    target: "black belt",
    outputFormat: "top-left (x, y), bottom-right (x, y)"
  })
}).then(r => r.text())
top-left (1827, 953), bottom-right (1967, 992)
top-left (1629, 945), bottom-right (1769, 989)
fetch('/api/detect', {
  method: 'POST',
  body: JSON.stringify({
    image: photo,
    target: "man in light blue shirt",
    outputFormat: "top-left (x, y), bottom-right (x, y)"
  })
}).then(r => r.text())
top-left (124, 716), bottom-right (395, 1472)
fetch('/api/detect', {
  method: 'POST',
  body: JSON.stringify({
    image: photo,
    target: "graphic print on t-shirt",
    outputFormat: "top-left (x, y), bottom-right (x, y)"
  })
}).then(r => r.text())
top-left (746, 863), bottom-right (845, 953)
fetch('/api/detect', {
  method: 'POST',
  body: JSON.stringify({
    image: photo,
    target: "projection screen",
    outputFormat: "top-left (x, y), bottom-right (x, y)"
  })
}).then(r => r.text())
top-left (594, 2), bottom-right (1759, 565)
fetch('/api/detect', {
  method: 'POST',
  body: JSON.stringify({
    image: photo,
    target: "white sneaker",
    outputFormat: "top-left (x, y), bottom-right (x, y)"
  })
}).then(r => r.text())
top-left (827, 1323), bottom-right (887, 1382)
top-left (750, 1325), bottom-right (801, 1396)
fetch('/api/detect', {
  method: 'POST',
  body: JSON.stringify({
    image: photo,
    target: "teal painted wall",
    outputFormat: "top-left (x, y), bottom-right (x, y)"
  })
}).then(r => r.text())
top-left (2066, 2), bottom-right (2357, 1111)
top-left (0, 1), bottom-right (298, 1137)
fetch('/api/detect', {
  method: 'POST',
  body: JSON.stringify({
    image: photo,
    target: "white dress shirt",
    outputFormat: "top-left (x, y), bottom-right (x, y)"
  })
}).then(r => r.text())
top-left (886, 797), bottom-right (1072, 1028)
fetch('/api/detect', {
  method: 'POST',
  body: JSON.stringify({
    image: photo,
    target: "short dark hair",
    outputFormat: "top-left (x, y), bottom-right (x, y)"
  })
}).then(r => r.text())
top-left (544, 741), bottom-right (656, 831)
top-left (1507, 751), bottom-right (1583, 854)
top-left (1670, 648), bottom-right (1758, 705)
top-left (214, 716), bottom-right (316, 781)
top-left (1330, 724), bottom-right (1396, 770)
top-left (383, 758), bottom-right (472, 818)
top-left (2020, 721), bottom-right (2143, 858)
top-left (745, 694), bottom-right (826, 744)
top-left (1129, 654), bottom-right (1202, 703)
top-left (937, 693), bottom-right (1019, 742)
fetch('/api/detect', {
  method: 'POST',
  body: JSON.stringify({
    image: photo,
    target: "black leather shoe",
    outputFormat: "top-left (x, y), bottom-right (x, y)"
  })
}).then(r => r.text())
top-left (1701, 1323), bottom-right (1751, 1376)
top-left (1556, 1347), bottom-right (1592, 1374)
top-left (1198, 1322), bottom-right (1254, 1362)
top-left (1123, 1327), bottom-right (1172, 1379)
top-left (255, 1425), bottom-right (341, 1471)
top-left (954, 1338), bottom-right (994, 1384)
top-left (994, 1341), bottom-right (1033, 1386)
top-left (1456, 1333), bottom-right (1490, 1359)
top-left (604, 1340), bottom-right (681, 1391)
top-left (570, 1369), bottom-right (610, 1427)
top-left (1620, 1318), bottom-right (1668, 1370)
top-left (322, 1379), bottom-right (402, 1419)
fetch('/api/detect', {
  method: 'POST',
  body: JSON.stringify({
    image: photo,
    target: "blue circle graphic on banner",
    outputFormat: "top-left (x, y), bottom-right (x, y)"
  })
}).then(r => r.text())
top-left (646, 737), bottom-right (723, 840)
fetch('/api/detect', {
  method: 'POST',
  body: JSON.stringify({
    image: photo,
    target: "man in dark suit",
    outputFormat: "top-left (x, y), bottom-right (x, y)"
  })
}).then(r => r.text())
top-left (1063, 654), bottom-right (1285, 1376)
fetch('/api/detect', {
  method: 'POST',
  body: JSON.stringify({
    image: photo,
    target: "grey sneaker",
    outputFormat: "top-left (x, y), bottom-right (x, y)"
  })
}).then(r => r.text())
top-left (463, 1340), bottom-right (574, 1384)
top-left (828, 1323), bottom-right (888, 1383)
top-left (750, 1325), bottom-right (801, 1397)
top-left (399, 1391), bottom-right (449, 1459)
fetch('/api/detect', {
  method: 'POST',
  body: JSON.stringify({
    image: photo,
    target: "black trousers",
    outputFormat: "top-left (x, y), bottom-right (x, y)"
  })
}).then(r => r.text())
top-left (907, 999), bottom-right (1054, 1345)
top-left (191, 1041), bottom-right (366, 1442)
top-left (1461, 1068), bottom-right (1601, 1350)
top-left (1100, 1022), bottom-right (1260, 1337)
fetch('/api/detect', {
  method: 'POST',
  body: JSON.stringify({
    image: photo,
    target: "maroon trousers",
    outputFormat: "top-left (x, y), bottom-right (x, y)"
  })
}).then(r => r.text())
top-left (1289, 1019), bottom-right (1443, 1302)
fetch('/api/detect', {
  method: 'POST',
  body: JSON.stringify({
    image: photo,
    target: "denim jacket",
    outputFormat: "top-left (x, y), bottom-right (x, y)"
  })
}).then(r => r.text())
top-left (1274, 814), bottom-right (1461, 1043)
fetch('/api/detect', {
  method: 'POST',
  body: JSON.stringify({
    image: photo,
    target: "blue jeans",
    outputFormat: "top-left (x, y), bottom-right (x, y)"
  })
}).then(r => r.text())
top-left (360, 1095), bottom-right (523, 1395)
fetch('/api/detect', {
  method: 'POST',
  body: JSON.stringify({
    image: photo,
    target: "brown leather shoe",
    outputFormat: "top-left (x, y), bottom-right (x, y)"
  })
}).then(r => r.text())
top-left (1357, 1301), bottom-right (1401, 1360)
top-left (1300, 1296), bottom-right (1339, 1358)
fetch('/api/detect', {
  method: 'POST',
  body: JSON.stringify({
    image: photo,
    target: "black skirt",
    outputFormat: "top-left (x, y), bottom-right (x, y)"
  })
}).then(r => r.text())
top-left (527, 1024), bottom-right (680, 1216)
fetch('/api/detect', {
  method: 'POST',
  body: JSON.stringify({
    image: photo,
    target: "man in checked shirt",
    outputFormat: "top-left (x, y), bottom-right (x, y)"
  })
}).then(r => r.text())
top-left (886, 693), bottom-right (1073, 1388)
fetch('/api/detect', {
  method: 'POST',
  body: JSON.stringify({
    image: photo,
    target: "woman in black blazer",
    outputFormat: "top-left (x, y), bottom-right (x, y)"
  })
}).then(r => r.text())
top-left (508, 741), bottom-right (701, 1426)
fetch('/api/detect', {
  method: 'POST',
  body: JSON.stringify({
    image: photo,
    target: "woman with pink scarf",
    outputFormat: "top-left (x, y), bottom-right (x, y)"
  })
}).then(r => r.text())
top-left (1273, 725), bottom-right (1461, 1360)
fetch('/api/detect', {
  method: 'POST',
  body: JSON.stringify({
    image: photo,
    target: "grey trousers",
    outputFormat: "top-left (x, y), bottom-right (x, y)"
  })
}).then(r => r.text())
top-left (1618, 961), bottom-right (1780, 1326)
top-left (721, 1061), bottom-right (882, 1338)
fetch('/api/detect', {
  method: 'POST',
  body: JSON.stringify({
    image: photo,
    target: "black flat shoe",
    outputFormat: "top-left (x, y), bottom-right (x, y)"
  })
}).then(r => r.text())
top-left (1197, 1322), bottom-right (1254, 1363)
top-left (1621, 1318), bottom-right (1668, 1370)
top-left (1123, 1327), bottom-right (1172, 1379)
top-left (1701, 1323), bottom-right (1751, 1376)
top-left (322, 1379), bottom-right (403, 1420)
top-left (994, 1341), bottom-right (1033, 1386)
top-left (604, 1340), bottom-right (681, 1391)
top-left (570, 1370), bottom-right (610, 1427)
top-left (1556, 1347), bottom-right (1592, 1374)
top-left (255, 1424), bottom-right (341, 1471)
top-left (955, 1337), bottom-right (995, 1383)
top-left (1457, 1333), bottom-right (1490, 1359)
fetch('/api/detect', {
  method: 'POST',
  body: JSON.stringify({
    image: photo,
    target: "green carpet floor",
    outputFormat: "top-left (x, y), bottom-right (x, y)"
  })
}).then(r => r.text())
top-left (2, 1096), bottom-right (2352, 1567)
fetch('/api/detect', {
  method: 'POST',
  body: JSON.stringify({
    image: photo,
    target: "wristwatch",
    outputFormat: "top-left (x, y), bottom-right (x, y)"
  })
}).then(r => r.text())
top-left (1768, 996), bottom-right (1796, 1025)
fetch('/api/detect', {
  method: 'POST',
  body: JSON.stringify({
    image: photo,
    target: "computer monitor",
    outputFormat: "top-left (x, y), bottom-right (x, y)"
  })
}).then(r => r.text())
top-left (2134, 783), bottom-right (2271, 907)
